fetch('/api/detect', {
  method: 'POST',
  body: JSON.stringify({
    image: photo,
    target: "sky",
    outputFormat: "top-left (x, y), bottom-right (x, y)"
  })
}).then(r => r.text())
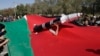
top-left (0, 0), bottom-right (34, 10)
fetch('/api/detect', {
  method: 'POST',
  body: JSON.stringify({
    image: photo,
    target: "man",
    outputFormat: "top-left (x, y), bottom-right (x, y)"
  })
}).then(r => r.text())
top-left (0, 23), bottom-right (9, 56)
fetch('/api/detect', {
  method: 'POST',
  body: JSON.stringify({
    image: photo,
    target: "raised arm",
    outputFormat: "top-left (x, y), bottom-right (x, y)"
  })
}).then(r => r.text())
top-left (0, 37), bottom-right (9, 47)
top-left (49, 23), bottom-right (59, 36)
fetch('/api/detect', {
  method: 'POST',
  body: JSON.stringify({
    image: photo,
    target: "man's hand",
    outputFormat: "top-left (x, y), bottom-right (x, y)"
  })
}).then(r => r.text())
top-left (0, 38), bottom-right (9, 47)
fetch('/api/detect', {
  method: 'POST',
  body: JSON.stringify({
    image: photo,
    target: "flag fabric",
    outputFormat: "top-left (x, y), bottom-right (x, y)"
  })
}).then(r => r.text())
top-left (1, 14), bottom-right (100, 56)
top-left (3, 18), bottom-right (33, 56)
top-left (26, 14), bottom-right (100, 56)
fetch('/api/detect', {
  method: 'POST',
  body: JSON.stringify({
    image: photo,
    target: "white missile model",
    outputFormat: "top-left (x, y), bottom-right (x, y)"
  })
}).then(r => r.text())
top-left (33, 13), bottom-right (83, 33)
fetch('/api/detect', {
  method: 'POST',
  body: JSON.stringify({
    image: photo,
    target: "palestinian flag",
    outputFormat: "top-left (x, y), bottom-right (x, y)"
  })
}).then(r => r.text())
top-left (2, 14), bottom-right (100, 56)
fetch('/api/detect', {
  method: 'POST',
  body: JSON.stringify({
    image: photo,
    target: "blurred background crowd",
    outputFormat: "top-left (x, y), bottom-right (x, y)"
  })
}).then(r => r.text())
top-left (0, 15), bottom-right (22, 22)
top-left (72, 14), bottom-right (100, 26)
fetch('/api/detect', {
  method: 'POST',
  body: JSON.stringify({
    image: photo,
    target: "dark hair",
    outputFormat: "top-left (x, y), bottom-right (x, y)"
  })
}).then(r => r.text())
top-left (0, 23), bottom-right (5, 31)
top-left (0, 23), bottom-right (6, 37)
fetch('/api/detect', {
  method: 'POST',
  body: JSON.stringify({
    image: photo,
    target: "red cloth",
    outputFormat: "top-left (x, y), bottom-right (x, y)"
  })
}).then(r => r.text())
top-left (26, 14), bottom-right (100, 56)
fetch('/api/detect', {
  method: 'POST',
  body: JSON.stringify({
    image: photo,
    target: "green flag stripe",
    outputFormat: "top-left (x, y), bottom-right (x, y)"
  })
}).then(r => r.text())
top-left (2, 18), bottom-right (33, 56)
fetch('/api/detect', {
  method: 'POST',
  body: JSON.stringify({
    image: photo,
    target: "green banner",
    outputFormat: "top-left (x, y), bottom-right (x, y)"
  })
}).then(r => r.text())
top-left (2, 18), bottom-right (33, 56)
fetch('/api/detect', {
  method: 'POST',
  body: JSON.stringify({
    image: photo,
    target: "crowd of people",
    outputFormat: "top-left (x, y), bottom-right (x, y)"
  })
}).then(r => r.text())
top-left (0, 15), bottom-right (22, 22)
top-left (72, 14), bottom-right (100, 26)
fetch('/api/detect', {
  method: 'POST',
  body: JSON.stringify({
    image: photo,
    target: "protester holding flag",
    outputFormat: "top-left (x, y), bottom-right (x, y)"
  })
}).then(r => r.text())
top-left (0, 23), bottom-right (9, 56)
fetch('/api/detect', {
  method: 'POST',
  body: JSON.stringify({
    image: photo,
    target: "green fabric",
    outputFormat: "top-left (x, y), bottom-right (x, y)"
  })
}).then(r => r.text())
top-left (2, 18), bottom-right (33, 56)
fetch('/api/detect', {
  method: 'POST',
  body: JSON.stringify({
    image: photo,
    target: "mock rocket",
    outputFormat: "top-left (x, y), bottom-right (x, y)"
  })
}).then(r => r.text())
top-left (33, 13), bottom-right (82, 33)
